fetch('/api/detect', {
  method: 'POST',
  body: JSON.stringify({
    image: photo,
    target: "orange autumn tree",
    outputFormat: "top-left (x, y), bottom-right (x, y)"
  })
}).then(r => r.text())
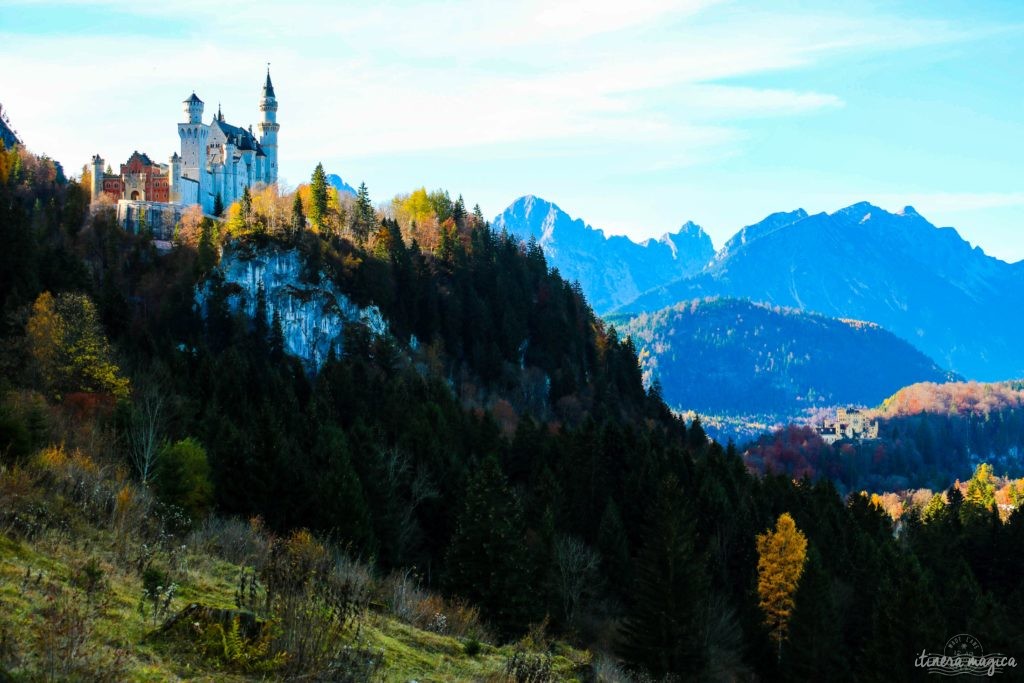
top-left (756, 512), bottom-right (808, 661)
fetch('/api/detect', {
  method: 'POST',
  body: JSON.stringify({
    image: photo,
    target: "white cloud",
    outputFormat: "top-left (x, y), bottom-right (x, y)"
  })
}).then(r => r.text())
top-left (0, 0), bottom-right (1002, 180)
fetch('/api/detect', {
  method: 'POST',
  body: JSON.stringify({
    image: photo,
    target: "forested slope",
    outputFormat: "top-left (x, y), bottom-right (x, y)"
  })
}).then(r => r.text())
top-left (2, 144), bottom-right (1023, 680)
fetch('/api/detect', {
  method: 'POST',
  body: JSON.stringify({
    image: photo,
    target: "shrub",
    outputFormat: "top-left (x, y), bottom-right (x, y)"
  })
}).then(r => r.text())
top-left (71, 557), bottom-right (107, 603)
top-left (155, 437), bottom-right (213, 521)
top-left (29, 588), bottom-right (127, 680)
top-left (381, 568), bottom-right (429, 623)
top-left (331, 547), bottom-right (375, 609)
top-left (590, 653), bottom-right (633, 683)
top-left (464, 638), bottom-right (482, 657)
top-left (258, 529), bottom-right (381, 680)
top-left (139, 564), bottom-right (177, 625)
top-left (503, 649), bottom-right (554, 683)
top-left (187, 515), bottom-right (270, 567)
top-left (206, 616), bottom-right (287, 674)
top-left (379, 569), bottom-right (490, 640)
top-left (0, 391), bottom-right (49, 465)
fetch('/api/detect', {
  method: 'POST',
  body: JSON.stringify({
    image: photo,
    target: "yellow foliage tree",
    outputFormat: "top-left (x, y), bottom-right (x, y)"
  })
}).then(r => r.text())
top-left (756, 512), bottom-right (808, 661)
top-left (26, 291), bottom-right (130, 400)
top-left (965, 463), bottom-right (996, 509)
top-left (174, 204), bottom-right (206, 247)
top-left (392, 187), bottom-right (436, 230)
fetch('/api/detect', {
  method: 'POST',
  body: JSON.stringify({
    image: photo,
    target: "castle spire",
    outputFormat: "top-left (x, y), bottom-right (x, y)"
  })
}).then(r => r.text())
top-left (257, 65), bottom-right (279, 185)
top-left (263, 65), bottom-right (276, 99)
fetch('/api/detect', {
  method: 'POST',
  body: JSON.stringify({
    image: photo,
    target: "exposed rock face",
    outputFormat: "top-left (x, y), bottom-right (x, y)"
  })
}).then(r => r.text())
top-left (196, 243), bottom-right (388, 369)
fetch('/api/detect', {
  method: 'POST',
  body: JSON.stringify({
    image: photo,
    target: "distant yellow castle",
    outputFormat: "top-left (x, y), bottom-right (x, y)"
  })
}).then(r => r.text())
top-left (817, 407), bottom-right (879, 444)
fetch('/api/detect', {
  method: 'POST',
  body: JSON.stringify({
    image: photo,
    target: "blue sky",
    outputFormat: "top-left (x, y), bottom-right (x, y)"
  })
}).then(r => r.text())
top-left (2, 0), bottom-right (1022, 261)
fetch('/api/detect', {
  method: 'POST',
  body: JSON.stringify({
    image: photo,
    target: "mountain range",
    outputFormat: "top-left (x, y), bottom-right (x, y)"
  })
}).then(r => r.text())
top-left (613, 298), bottom-right (956, 416)
top-left (492, 195), bottom-right (714, 313)
top-left (496, 197), bottom-right (1024, 382)
top-left (326, 173), bottom-right (357, 197)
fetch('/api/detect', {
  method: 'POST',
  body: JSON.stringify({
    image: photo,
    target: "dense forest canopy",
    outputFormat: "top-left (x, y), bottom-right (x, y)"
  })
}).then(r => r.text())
top-left (616, 297), bottom-right (955, 416)
top-left (2, 143), bottom-right (1024, 680)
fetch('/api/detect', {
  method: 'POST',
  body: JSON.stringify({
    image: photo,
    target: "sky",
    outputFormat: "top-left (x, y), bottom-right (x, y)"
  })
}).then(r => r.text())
top-left (2, 0), bottom-right (1022, 261)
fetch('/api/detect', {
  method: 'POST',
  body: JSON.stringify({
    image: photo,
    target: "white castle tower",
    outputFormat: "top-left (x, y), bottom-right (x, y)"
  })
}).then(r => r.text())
top-left (90, 154), bottom-right (104, 201)
top-left (168, 152), bottom-right (182, 203)
top-left (256, 68), bottom-right (279, 185)
top-left (178, 93), bottom-right (211, 211)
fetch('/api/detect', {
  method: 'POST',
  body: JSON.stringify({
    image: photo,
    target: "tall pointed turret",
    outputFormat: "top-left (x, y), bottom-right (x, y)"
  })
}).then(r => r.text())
top-left (179, 92), bottom-right (210, 210)
top-left (257, 67), bottom-right (279, 184)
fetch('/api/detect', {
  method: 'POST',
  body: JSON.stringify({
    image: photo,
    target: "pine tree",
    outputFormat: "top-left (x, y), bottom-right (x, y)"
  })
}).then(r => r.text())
top-left (290, 192), bottom-right (305, 237)
top-left (309, 163), bottom-right (328, 232)
top-left (452, 194), bottom-right (466, 228)
top-left (597, 500), bottom-right (631, 592)
top-left (213, 192), bottom-right (223, 217)
top-left (312, 426), bottom-right (375, 552)
top-left (756, 512), bottom-right (808, 662)
top-left (240, 186), bottom-right (253, 224)
top-left (155, 437), bottom-right (214, 520)
top-left (445, 457), bottom-right (534, 637)
top-left (436, 221), bottom-right (455, 263)
top-left (253, 282), bottom-right (269, 351)
top-left (352, 181), bottom-right (374, 243)
top-left (269, 309), bottom-right (285, 360)
top-left (784, 548), bottom-right (847, 679)
top-left (620, 475), bottom-right (708, 677)
top-left (861, 551), bottom-right (945, 678)
top-left (197, 217), bottom-right (217, 274)
top-left (688, 415), bottom-right (707, 450)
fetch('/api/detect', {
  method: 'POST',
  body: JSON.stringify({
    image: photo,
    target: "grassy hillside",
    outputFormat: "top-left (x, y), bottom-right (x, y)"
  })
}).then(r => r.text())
top-left (0, 437), bottom-right (589, 681)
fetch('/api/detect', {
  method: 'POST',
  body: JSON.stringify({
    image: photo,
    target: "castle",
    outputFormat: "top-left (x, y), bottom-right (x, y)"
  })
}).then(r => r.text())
top-left (89, 69), bottom-right (279, 236)
top-left (817, 407), bottom-right (880, 444)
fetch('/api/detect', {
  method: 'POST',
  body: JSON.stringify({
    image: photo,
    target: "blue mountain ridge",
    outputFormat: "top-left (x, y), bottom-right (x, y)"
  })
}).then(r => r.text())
top-left (493, 195), bottom-right (715, 313)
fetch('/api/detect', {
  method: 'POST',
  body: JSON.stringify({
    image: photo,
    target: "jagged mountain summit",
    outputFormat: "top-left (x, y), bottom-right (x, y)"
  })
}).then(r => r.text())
top-left (618, 202), bottom-right (1024, 381)
top-left (492, 195), bottom-right (714, 313)
top-left (326, 173), bottom-right (357, 197)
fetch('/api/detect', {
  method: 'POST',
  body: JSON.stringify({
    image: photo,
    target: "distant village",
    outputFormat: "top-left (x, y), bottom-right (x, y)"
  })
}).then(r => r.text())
top-left (817, 407), bottom-right (880, 444)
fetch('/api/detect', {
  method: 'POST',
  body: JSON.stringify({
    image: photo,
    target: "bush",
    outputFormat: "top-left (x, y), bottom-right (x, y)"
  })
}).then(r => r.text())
top-left (71, 557), bottom-right (107, 603)
top-left (464, 638), bottom-right (482, 657)
top-left (205, 615), bottom-right (286, 674)
top-left (187, 515), bottom-right (270, 567)
top-left (139, 564), bottom-right (177, 625)
top-left (503, 649), bottom-right (554, 683)
top-left (258, 529), bottom-right (381, 680)
top-left (590, 653), bottom-right (633, 683)
top-left (21, 579), bottom-right (127, 680)
top-left (381, 568), bottom-right (429, 623)
top-left (155, 437), bottom-right (213, 520)
top-left (382, 569), bottom-right (489, 641)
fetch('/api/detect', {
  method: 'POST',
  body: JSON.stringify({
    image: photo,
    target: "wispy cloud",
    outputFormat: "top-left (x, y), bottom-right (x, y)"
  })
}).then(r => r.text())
top-left (0, 0), bottom-right (1003, 179)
